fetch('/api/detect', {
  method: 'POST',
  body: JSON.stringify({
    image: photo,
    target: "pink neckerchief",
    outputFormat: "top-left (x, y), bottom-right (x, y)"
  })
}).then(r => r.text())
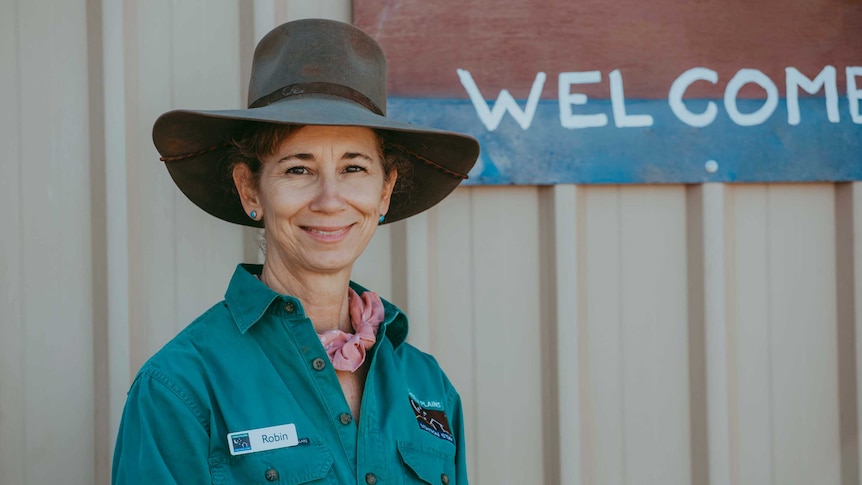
top-left (318, 288), bottom-right (385, 372)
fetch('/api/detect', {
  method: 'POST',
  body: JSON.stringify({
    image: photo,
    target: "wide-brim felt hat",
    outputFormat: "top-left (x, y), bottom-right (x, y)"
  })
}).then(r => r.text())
top-left (152, 18), bottom-right (479, 228)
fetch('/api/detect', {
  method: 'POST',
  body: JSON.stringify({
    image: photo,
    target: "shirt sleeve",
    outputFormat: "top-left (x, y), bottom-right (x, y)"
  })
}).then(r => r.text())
top-left (447, 384), bottom-right (469, 485)
top-left (112, 371), bottom-right (211, 485)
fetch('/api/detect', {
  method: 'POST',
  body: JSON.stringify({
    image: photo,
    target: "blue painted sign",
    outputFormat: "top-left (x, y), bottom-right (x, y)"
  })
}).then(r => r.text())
top-left (390, 68), bottom-right (862, 184)
top-left (357, 0), bottom-right (862, 184)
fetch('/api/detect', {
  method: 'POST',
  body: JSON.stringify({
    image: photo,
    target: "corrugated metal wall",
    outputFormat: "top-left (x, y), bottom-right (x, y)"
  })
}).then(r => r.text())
top-left (1, 0), bottom-right (860, 484)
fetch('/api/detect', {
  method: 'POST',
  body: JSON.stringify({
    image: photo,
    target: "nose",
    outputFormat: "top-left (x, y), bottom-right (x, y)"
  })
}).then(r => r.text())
top-left (308, 173), bottom-right (345, 214)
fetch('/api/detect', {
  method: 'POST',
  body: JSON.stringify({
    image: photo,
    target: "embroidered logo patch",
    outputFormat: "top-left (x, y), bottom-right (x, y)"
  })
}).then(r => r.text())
top-left (409, 393), bottom-right (453, 443)
top-left (230, 433), bottom-right (252, 453)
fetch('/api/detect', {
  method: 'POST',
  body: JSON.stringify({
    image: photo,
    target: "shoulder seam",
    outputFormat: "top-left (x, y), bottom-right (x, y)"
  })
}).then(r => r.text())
top-left (139, 368), bottom-right (209, 432)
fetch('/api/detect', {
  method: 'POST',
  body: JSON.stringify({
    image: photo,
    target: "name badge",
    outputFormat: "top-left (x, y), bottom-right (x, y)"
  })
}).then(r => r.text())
top-left (227, 423), bottom-right (299, 456)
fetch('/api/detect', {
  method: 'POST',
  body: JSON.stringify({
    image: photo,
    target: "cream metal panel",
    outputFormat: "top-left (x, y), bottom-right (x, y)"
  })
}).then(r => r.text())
top-left (0, 0), bottom-right (95, 483)
top-left (728, 185), bottom-right (773, 485)
top-left (472, 187), bottom-right (546, 484)
top-left (418, 189), bottom-right (481, 477)
top-left (730, 185), bottom-right (842, 485)
top-left (547, 185), bottom-right (582, 485)
top-left (576, 186), bottom-right (692, 485)
top-left (3, 0), bottom-right (862, 484)
top-left (124, 0), bottom-right (246, 371)
top-left (848, 183), bottom-right (862, 485)
top-left (0, 2), bottom-right (25, 483)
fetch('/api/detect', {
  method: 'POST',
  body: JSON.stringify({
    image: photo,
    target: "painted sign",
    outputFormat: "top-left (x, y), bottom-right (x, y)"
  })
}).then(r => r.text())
top-left (355, 0), bottom-right (862, 184)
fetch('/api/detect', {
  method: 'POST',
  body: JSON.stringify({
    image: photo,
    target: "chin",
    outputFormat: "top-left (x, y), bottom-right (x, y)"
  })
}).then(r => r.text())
top-left (302, 253), bottom-right (361, 275)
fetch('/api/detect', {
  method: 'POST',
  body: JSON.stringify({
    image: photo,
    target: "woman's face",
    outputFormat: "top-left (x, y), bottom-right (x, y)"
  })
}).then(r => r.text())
top-left (237, 125), bottom-right (397, 278)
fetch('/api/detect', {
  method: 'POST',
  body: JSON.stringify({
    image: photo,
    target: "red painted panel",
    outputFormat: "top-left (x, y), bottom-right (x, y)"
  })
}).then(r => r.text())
top-left (354, 0), bottom-right (862, 99)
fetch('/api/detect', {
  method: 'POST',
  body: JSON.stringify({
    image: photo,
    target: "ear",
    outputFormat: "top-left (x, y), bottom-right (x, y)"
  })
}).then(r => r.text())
top-left (232, 163), bottom-right (262, 218)
top-left (378, 169), bottom-right (398, 217)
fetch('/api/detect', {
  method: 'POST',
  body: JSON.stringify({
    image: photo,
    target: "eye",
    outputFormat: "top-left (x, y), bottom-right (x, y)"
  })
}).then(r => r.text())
top-left (285, 166), bottom-right (309, 175)
top-left (344, 165), bottom-right (368, 173)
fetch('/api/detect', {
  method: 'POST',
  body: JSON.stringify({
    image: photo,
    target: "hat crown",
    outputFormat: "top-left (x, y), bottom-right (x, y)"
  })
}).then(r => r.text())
top-left (248, 19), bottom-right (387, 114)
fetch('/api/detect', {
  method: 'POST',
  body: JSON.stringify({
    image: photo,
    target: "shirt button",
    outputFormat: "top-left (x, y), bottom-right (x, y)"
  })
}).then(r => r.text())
top-left (365, 472), bottom-right (378, 485)
top-left (265, 468), bottom-right (279, 481)
top-left (312, 357), bottom-right (326, 371)
top-left (339, 412), bottom-right (353, 425)
top-left (284, 301), bottom-right (296, 313)
top-left (441, 473), bottom-right (450, 484)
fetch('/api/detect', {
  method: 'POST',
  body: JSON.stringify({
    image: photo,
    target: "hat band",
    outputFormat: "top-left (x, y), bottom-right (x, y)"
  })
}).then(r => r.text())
top-left (249, 82), bottom-right (384, 115)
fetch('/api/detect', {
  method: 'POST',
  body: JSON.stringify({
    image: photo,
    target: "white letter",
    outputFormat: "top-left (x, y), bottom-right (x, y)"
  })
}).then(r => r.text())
top-left (668, 68), bottom-right (718, 127)
top-left (724, 69), bottom-right (779, 126)
top-left (558, 71), bottom-right (608, 129)
top-left (848, 67), bottom-right (862, 124)
top-left (609, 69), bottom-right (653, 127)
top-left (785, 66), bottom-right (838, 125)
top-left (457, 68), bottom-right (546, 131)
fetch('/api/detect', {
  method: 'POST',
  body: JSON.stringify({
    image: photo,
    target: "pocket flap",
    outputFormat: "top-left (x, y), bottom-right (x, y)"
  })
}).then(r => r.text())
top-left (396, 440), bottom-right (455, 484)
top-left (212, 442), bottom-right (333, 484)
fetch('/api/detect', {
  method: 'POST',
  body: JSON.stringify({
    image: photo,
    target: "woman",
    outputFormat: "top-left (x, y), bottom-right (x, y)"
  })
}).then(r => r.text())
top-left (112, 19), bottom-right (479, 485)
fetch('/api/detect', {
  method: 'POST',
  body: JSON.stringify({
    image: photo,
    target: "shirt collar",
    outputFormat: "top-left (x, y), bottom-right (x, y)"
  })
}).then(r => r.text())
top-left (224, 264), bottom-right (409, 348)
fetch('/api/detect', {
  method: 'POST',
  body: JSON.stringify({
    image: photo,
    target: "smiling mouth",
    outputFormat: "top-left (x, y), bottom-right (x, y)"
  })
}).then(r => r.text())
top-left (302, 225), bottom-right (353, 239)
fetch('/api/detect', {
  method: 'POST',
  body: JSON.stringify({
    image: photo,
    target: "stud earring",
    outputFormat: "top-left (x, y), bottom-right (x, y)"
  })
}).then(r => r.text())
top-left (379, 215), bottom-right (385, 224)
top-left (250, 210), bottom-right (257, 220)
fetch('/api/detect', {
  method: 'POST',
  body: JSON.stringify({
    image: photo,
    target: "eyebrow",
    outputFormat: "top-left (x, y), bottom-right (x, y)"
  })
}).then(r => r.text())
top-left (275, 153), bottom-right (310, 163)
top-left (343, 152), bottom-right (373, 161)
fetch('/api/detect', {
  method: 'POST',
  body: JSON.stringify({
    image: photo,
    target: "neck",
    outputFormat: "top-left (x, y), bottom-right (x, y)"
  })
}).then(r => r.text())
top-left (259, 260), bottom-right (353, 334)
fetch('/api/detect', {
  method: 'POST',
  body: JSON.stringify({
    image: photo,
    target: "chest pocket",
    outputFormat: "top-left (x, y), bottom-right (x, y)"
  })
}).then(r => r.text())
top-left (397, 440), bottom-right (457, 485)
top-left (210, 442), bottom-right (334, 484)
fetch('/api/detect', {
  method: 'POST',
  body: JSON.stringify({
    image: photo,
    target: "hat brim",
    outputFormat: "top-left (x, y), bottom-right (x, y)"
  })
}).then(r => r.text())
top-left (152, 96), bottom-right (480, 227)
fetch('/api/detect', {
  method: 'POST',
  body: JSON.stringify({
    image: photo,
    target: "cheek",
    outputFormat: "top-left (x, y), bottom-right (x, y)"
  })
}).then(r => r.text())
top-left (348, 178), bottom-right (389, 207)
top-left (259, 183), bottom-right (304, 218)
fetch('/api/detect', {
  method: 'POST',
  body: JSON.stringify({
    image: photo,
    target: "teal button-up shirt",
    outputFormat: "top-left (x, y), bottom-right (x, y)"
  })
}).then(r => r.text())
top-left (113, 264), bottom-right (467, 485)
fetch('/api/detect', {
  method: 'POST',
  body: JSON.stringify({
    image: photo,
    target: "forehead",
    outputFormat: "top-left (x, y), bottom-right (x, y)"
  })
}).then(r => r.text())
top-left (277, 125), bottom-right (379, 154)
